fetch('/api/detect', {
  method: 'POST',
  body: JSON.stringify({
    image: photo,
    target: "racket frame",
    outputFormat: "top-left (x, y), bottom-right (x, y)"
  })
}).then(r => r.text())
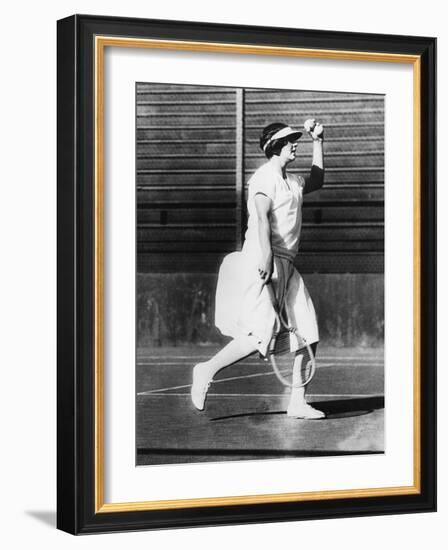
top-left (266, 282), bottom-right (317, 388)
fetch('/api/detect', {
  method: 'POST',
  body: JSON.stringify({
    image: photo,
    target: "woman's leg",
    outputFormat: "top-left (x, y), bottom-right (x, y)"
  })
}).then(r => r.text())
top-left (287, 343), bottom-right (325, 419)
top-left (198, 335), bottom-right (258, 378)
top-left (191, 335), bottom-right (258, 410)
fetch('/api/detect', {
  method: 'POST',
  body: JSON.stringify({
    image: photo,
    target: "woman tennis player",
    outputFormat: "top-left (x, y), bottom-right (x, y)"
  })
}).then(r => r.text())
top-left (191, 118), bottom-right (325, 419)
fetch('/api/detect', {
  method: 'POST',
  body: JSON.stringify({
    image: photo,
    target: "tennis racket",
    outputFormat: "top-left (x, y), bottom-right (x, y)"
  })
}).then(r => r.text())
top-left (265, 282), bottom-right (316, 388)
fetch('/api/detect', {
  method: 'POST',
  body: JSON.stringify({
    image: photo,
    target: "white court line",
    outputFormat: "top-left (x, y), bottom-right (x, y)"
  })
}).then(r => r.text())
top-left (136, 362), bottom-right (384, 395)
top-left (138, 371), bottom-right (276, 394)
top-left (137, 361), bottom-right (383, 367)
top-left (137, 355), bottom-right (383, 361)
top-left (137, 392), bottom-right (383, 398)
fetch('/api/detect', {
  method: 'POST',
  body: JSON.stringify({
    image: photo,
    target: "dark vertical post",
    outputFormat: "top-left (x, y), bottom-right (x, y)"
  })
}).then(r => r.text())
top-left (235, 88), bottom-right (245, 250)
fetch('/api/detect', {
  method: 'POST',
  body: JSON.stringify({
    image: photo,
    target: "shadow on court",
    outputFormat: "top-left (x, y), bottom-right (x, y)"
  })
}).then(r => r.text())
top-left (211, 396), bottom-right (384, 422)
top-left (136, 345), bottom-right (384, 465)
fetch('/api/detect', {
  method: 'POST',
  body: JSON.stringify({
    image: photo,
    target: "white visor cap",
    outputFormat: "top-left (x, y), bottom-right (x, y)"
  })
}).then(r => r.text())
top-left (262, 126), bottom-right (303, 151)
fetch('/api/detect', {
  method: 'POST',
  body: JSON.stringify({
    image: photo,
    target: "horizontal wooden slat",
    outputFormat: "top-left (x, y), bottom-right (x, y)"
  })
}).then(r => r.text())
top-left (246, 98), bottom-right (383, 108)
top-left (137, 117), bottom-right (235, 127)
top-left (137, 159), bottom-right (237, 171)
top-left (137, 153), bottom-right (235, 159)
top-left (138, 98), bottom-right (236, 104)
top-left (302, 206), bottom-right (383, 223)
top-left (137, 104), bottom-right (235, 114)
top-left (137, 135), bottom-right (383, 145)
top-left (249, 157), bottom-right (383, 170)
top-left (137, 189), bottom-right (236, 202)
top-left (300, 223), bottom-right (383, 241)
top-left (138, 208), bottom-right (236, 224)
top-left (137, 197), bottom-right (382, 207)
top-left (138, 242), bottom-right (235, 253)
top-left (244, 90), bottom-right (382, 100)
top-left (136, 185), bottom-right (384, 203)
top-left (306, 185), bottom-right (384, 200)
top-left (137, 150), bottom-right (383, 160)
top-left (138, 223), bottom-right (383, 244)
top-left (136, 173), bottom-right (236, 185)
top-left (137, 206), bottom-right (382, 225)
top-left (137, 199), bottom-right (236, 208)
top-left (137, 108), bottom-right (382, 118)
top-left (137, 226), bottom-right (236, 242)
top-left (137, 171), bottom-right (383, 185)
top-left (138, 155), bottom-right (383, 171)
top-left (138, 122), bottom-right (383, 130)
top-left (137, 138), bottom-right (235, 144)
top-left (299, 241), bottom-right (383, 252)
top-left (137, 166), bottom-right (383, 174)
top-left (138, 240), bottom-right (383, 253)
top-left (137, 85), bottom-right (233, 94)
top-left (137, 83), bottom-right (231, 89)
top-left (138, 140), bottom-right (384, 156)
top-left (137, 129), bottom-right (236, 141)
top-left (246, 108), bottom-right (383, 118)
top-left (246, 125), bottom-right (384, 138)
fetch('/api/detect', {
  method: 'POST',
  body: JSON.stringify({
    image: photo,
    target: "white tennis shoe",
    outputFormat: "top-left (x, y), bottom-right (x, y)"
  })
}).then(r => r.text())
top-left (191, 363), bottom-right (213, 411)
top-left (286, 402), bottom-right (325, 419)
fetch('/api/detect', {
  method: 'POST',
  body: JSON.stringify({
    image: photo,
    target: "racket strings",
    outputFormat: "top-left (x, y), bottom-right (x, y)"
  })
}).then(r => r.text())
top-left (270, 328), bottom-right (291, 355)
top-left (269, 326), bottom-right (316, 388)
top-left (293, 349), bottom-right (314, 386)
top-left (266, 282), bottom-right (316, 388)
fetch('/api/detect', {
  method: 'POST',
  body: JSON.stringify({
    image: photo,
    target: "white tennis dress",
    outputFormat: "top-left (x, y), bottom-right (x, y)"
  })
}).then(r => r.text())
top-left (215, 162), bottom-right (319, 356)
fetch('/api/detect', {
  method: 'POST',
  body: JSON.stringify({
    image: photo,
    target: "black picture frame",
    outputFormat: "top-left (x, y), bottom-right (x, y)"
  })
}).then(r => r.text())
top-left (57, 14), bottom-right (436, 535)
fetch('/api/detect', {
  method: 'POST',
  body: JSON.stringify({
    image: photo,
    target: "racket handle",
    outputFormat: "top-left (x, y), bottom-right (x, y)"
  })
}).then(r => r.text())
top-left (266, 281), bottom-right (292, 331)
top-left (265, 282), bottom-right (279, 312)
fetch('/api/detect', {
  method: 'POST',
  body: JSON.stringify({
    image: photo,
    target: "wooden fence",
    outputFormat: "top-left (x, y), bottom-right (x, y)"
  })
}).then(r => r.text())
top-left (136, 84), bottom-right (384, 274)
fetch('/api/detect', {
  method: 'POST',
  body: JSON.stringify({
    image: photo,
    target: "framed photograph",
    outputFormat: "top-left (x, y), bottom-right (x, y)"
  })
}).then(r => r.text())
top-left (57, 14), bottom-right (436, 534)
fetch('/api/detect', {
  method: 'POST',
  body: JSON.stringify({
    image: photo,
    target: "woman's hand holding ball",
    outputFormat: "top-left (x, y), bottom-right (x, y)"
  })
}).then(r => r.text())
top-left (304, 118), bottom-right (324, 142)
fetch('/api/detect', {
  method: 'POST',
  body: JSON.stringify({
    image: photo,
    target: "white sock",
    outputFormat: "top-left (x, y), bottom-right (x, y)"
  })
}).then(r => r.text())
top-left (288, 353), bottom-right (308, 408)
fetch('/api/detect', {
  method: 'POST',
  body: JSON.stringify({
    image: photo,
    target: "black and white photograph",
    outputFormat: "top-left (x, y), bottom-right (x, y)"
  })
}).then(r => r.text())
top-left (135, 83), bottom-right (385, 466)
top-left (0, 0), bottom-right (441, 543)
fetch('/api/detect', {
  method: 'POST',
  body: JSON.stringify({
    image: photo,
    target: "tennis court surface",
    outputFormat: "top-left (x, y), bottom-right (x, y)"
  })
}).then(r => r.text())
top-left (136, 345), bottom-right (384, 465)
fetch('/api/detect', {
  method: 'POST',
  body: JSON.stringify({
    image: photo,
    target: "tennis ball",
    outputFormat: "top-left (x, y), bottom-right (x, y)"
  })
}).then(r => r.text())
top-left (303, 118), bottom-right (316, 133)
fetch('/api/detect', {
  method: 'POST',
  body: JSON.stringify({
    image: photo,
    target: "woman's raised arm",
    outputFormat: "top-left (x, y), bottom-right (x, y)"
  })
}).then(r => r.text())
top-left (303, 119), bottom-right (325, 195)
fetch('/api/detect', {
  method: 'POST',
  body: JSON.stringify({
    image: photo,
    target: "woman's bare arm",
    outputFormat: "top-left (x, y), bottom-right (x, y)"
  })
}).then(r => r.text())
top-left (303, 119), bottom-right (325, 195)
top-left (254, 193), bottom-right (273, 284)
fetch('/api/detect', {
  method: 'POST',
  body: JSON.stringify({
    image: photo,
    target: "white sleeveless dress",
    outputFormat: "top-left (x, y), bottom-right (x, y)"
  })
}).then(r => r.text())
top-left (215, 162), bottom-right (319, 356)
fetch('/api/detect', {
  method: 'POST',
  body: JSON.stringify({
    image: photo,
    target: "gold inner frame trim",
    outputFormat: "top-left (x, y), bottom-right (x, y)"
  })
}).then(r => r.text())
top-left (94, 35), bottom-right (422, 514)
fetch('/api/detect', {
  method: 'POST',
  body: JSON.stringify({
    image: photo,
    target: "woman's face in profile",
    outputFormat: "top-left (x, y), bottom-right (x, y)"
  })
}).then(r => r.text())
top-left (279, 139), bottom-right (299, 165)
